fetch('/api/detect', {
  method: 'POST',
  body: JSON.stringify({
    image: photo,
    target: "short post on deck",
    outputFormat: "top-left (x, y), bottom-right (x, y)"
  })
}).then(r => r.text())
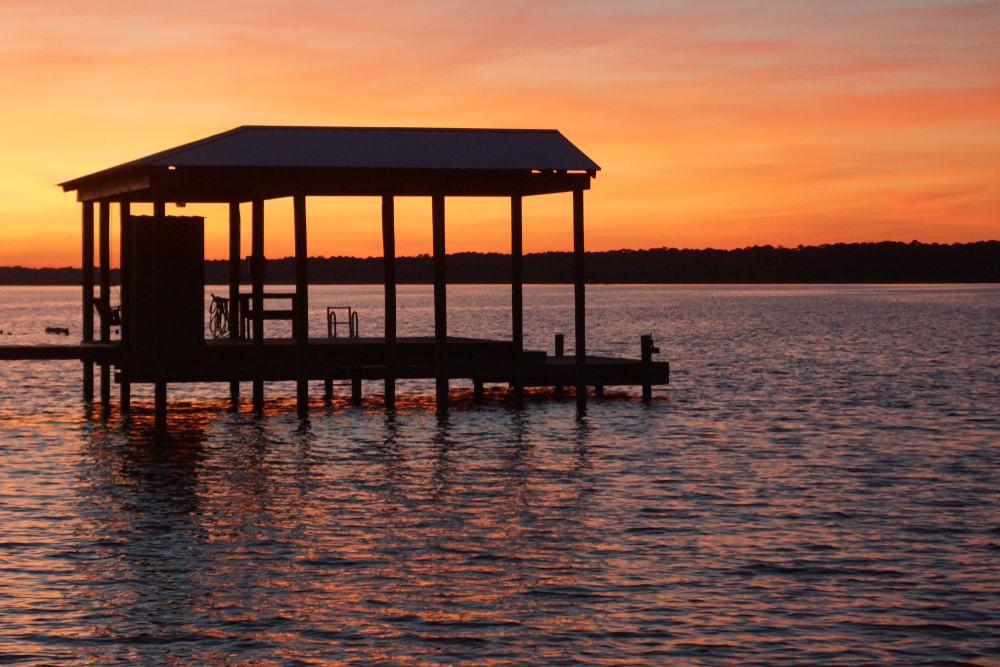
top-left (641, 335), bottom-right (658, 402)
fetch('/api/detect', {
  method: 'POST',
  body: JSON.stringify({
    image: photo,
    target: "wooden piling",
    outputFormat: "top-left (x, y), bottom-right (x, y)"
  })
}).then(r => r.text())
top-left (152, 202), bottom-right (166, 432)
top-left (154, 380), bottom-right (167, 433)
top-left (294, 195), bottom-right (309, 418)
top-left (554, 334), bottom-right (564, 398)
top-left (382, 195), bottom-right (396, 409)
top-left (432, 194), bottom-right (448, 410)
top-left (81, 202), bottom-right (94, 404)
top-left (99, 201), bottom-right (111, 407)
top-left (119, 201), bottom-right (132, 415)
top-left (573, 189), bottom-right (586, 409)
top-left (511, 195), bottom-right (524, 402)
top-left (251, 200), bottom-right (264, 413)
top-left (228, 202), bottom-right (241, 402)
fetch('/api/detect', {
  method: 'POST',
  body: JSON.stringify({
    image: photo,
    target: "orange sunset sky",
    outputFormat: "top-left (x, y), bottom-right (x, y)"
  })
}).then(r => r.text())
top-left (1, 0), bottom-right (998, 268)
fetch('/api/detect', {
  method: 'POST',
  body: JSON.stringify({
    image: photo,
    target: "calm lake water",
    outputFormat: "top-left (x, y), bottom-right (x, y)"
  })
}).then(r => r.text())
top-left (1, 284), bottom-right (998, 665)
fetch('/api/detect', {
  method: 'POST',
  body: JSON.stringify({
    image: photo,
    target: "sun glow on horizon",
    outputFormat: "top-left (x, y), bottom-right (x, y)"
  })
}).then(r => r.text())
top-left (1, 0), bottom-right (997, 267)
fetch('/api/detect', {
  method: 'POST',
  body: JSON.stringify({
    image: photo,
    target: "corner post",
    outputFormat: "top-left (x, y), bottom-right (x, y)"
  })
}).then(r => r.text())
top-left (251, 200), bottom-right (265, 413)
top-left (511, 194), bottom-right (524, 401)
top-left (98, 202), bottom-right (111, 408)
top-left (228, 202), bottom-right (241, 403)
top-left (382, 195), bottom-right (397, 409)
top-left (573, 189), bottom-right (587, 409)
top-left (81, 202), bottom-right (94, 404)
top-left (119, 201), bottom-right (132, 415)
top-left (294, 195), bottom-right (309, 418)
top-left (432, 195), bottom-right (448, 411)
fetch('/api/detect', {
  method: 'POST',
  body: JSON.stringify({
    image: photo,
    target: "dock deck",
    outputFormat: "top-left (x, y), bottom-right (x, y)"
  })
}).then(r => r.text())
top-left (0, 337), bottom-right (668, 388)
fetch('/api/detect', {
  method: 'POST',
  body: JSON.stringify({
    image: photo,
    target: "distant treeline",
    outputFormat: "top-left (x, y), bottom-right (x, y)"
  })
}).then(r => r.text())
top-left (2, 241), bottom-right (998, 285)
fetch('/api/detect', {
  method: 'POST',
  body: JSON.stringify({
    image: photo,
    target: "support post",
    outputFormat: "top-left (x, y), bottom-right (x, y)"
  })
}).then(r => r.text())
top-left (352, 377), bottom-right (362, 404)
top-left (554, 334), bottom-right (564, 399)
top-left (251, 200), bottom-right (265, 413)
top-left (511, 195), bottom-right (524, 402)
top-left (81, 202), bottom-right (94, 404)
top-left (155, 381), bottom-right (167, 433)
top-left (119, 202), bottom-right (132, 415)
top-left (229, 202), bottom-right (241, 402)
top-left (382, 195), bottom-right (396, 409)
top-left (573, 190), bottom-right (586, 409)
top-left (99, 202), bottom-right (111, 408)
top-left (153, 201), bottom-right (167, 432)
top-left (294, 195), bottom-right (309, 418)
top-left (432, 195), bottom-right (448, 410)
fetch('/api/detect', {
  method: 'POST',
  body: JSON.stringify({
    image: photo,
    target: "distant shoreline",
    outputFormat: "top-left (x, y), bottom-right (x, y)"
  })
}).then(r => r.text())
top-left (2, 241), bottom-right (997, 285)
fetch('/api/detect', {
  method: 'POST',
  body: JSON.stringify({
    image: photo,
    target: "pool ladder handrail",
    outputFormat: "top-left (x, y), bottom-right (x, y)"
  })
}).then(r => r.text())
top-left (327, 306), bottom-right (359, 339)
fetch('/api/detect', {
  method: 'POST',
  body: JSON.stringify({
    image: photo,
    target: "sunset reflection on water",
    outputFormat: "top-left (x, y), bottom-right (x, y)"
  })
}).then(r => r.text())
top-left (1, 285), bottom-right (998, 664)
top-left (62, 399), bottom-right (606, 664)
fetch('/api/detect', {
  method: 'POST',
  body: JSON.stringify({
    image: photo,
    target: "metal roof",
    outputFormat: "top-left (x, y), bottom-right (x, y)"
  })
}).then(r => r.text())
top-left (59, 126), bottom-right (600, 201)
top-left (62, 126), bottom-right (599, 184)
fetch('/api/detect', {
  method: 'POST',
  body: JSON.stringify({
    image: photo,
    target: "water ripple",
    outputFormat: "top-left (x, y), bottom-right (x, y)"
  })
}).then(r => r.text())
top-left (1, 284), bottom-right (998, 665)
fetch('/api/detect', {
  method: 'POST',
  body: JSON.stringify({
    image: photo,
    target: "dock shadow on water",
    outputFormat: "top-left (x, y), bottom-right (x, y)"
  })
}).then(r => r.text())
top-left (1, 284), bottom-right (999, 665)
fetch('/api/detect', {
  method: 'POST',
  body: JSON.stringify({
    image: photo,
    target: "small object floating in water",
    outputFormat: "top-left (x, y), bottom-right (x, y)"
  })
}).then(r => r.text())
top-left (45, 327), bottom-right (70, 336)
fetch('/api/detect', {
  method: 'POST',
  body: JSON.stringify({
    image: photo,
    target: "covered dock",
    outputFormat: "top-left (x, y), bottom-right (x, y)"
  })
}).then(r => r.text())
top-left (40, 125), bottom-right (668, 425)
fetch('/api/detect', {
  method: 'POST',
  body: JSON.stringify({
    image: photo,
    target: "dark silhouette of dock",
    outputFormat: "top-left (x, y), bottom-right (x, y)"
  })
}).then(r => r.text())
top-left (1, 126), bottom-right (668, 429)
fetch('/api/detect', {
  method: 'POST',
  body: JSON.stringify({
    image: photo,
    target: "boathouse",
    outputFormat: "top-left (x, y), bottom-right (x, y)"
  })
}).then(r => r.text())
top-left (5, 126), bottom-right (667, 426)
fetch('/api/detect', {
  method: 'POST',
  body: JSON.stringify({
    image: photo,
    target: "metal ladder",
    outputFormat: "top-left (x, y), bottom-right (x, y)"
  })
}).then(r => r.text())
top-left (327, 306), bottom-right (359, 339)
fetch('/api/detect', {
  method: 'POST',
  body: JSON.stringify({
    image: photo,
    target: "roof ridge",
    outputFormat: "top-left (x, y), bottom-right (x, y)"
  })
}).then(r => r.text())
top-left (237, 125), bottom-right (560, 134)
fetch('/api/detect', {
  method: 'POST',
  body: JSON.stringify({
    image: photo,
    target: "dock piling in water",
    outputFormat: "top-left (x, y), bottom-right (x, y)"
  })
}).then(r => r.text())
top-left (82, 201), bottom-right (94, 405)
